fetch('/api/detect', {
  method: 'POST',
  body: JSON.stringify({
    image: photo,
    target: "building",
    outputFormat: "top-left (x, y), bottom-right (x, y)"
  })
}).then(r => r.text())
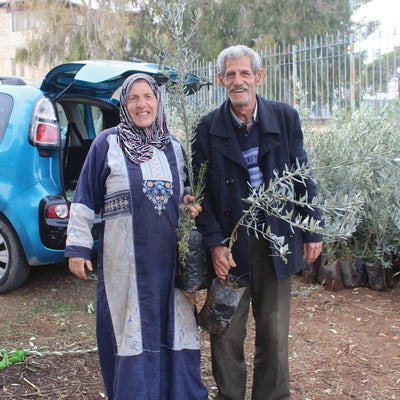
top-left (0, 0), bottom-right (143, 81)
top-left (0, 1), bottom-right (47, 80)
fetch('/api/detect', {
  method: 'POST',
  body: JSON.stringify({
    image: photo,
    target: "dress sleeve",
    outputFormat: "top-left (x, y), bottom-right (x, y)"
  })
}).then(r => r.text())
top-left (64, 133), bottom-right (110, 259)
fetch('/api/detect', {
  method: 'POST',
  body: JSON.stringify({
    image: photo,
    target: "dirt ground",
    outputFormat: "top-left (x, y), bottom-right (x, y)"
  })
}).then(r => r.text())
top-left (0, 261), bottom-right (399, 400)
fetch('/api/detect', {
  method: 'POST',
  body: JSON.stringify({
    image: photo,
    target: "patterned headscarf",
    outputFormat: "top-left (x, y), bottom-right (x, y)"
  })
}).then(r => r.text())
top-left (117, 73), bottom-right (171, 164)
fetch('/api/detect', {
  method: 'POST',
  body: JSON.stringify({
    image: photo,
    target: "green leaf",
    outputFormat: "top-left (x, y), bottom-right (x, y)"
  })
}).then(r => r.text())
top-left (0, 350), bottom-right (30, 370)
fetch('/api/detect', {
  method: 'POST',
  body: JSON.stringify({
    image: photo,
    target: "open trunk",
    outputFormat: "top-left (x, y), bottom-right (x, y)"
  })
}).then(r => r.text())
top-left (55, 96), bottom-right (120, 200)
top-left (40, 59), bottom-right (206, 202)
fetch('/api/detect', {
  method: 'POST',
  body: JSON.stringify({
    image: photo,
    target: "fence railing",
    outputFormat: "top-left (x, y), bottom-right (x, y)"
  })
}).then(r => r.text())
top-left (172, 28), bottom-right (400, 120)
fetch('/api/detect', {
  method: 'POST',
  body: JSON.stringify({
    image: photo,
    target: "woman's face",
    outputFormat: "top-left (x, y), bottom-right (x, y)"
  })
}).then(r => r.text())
top-left (126, 80), bottom-right (158, 128)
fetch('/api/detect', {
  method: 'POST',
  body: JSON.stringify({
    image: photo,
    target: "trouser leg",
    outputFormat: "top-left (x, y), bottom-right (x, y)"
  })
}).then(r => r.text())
top-left (210, 287), bottom-right (251, 400)
top-left (250, 237), bottom-right (292, 400)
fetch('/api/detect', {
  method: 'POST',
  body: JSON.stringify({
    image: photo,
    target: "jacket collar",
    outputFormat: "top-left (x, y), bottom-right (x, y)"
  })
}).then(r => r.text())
top-left (208, 95), bottom-right (282, 167)
top-left (208, 99), bottom-right (246, 168)
top-left (256, 95), bottom-right (281, 159)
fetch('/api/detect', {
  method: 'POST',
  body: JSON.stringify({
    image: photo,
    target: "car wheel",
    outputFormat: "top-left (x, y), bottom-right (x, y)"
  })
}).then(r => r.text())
top-left (0, 218), bottom-right (30, 293)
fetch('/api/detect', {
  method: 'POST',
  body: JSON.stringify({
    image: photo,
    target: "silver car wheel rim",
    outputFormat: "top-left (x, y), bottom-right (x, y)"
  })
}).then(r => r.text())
top-left (0, 234), bottom-right (9, 279)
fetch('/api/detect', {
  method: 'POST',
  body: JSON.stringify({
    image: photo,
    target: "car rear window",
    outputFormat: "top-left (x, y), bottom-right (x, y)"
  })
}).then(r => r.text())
top-left (0, 93), bottom-right (13, 143)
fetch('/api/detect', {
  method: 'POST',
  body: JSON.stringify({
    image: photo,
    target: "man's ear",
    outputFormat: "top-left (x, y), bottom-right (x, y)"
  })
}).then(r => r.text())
top-left (217, 72), bottom-right (225, 88)
top-left (256, 68), bottom-right (264, 86)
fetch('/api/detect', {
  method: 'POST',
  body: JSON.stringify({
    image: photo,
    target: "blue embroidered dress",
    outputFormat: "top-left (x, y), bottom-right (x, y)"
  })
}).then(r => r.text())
top-left (65, 127), bottom-right (208, 400)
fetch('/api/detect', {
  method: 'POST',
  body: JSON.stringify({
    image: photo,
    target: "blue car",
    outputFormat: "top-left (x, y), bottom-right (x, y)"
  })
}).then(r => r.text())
top-left (0, 60), bottom-right (204, 292)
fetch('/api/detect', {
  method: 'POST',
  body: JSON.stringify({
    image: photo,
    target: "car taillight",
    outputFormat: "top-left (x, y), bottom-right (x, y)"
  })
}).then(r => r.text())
top-left (29, 96), bottom-right (60, 149)
top-left (33, 122), bottom-right (59, 144)
top-left (47, 203), bottom-right (69, 219)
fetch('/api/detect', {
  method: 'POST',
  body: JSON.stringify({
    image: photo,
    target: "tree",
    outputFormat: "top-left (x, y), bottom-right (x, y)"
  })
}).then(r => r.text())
top-left (15, 0), bottom-right (135, 67)
top-left (15, 0), bottom-right (375, 67)
top-left (126, 5), bottom-right (160, 62)
top-left (174, 0), bottom-right (374, 60)
top-left (187, 0), bottom-right (258, 59)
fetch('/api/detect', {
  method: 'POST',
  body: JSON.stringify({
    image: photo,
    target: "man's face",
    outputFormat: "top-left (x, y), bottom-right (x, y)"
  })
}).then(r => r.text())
top-left (218, 56), bottom-right (264, 108)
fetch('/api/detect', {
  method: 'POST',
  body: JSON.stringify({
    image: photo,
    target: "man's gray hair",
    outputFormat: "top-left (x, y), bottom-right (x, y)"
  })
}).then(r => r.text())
top-left (217, 45), bottom-right (262, 77)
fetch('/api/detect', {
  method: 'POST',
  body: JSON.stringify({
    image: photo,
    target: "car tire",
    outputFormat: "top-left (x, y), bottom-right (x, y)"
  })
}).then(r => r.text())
top-left (0, 218), bottom-right (31, 293)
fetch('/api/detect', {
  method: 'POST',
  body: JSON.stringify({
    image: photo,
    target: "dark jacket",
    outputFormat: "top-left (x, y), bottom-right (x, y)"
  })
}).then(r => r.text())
top-left (192, 95), bottom-right (322, 281)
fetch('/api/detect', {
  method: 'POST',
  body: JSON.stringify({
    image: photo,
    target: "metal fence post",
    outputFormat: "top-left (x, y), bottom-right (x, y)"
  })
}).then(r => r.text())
top-left (208, 61), bottom-right (213, 107)
top-left (184, 28), bottom-right (399, 121)
top-left (350, 33), bottom-right (356, 111)
top-left (292, 45), bottom-right (298, 106)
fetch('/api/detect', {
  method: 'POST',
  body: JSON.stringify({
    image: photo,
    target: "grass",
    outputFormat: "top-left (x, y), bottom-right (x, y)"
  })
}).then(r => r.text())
top-left (291, 283), bottom-right (319, 297)
top-left (32, 302), bottom-right (80, 314)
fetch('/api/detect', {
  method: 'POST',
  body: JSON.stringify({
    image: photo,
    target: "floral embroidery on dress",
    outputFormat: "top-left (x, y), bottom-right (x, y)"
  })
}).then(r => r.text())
top-left (139, 148), bottom-right (174, 215)
top-left (142, 180), bottom-right (173, 215)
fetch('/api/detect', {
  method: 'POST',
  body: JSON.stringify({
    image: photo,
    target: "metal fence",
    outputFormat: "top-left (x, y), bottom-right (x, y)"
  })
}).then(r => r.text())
top-left (180, 28), bottom-right (400, 120)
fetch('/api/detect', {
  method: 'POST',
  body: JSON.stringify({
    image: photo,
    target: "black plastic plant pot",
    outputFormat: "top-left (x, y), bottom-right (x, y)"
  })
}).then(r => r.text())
top-left (198, 274), bottom-right (248, 336)
top-left (175, 230), bottom-right (208, 294)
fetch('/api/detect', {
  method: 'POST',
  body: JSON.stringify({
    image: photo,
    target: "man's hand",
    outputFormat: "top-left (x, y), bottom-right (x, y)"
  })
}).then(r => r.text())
top-left (182, 194), bottom-right (202, 220)
top-left (69, 257), bottom-right (93, 280)
top-left (303, 241), bottom-right (323, 264)
top-left (210, 245), bottom-right (236, 280)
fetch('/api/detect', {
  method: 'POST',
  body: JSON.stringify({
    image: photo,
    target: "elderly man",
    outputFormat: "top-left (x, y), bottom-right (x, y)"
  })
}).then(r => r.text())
top-left (193, 45), bottom-right (323, 400)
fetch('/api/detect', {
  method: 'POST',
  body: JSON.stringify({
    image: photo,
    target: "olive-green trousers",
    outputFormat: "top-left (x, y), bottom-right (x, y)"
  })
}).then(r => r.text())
top-left (210, 237), bottom-right (292, 400)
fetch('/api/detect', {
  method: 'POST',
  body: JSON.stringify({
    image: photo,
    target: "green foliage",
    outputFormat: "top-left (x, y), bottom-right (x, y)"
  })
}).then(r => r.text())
top-left (0, 349), bottom-right (30, 370)
top-left (147, 0), bottom-right (209, 189)
top-left (126, 5), bottom-right (160, 61)
top-left (185, 0), bottom-right (366, 59)
top-left (176, 161), bottom-right (208, 266)
top-left (146, 1), bottom-right (209, 265)
top-left (304, 101), bottom-right (400, 266)
top-left (255, 0), bottom-right (353, 46)
top-left (227, 162), bottom-right (363, 262)
top-left (16, 0), bottom-right (374, 67)
top-left (227, 84), bottom-right (400, 265)
top-left (16, 0), bottom-right (135, 66)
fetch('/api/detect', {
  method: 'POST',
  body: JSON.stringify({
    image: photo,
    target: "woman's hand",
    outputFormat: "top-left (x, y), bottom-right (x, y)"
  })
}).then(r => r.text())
top-left (69, 257), bottom-right (93, 280)
top-left (182, 194), bottom-right (202, 220)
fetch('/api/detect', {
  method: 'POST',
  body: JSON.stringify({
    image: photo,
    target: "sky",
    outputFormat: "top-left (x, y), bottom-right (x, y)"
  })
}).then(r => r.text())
top-left (353, 0), bottom-right (400, 31)
top-left (352, 0), bottom-right (400, 59)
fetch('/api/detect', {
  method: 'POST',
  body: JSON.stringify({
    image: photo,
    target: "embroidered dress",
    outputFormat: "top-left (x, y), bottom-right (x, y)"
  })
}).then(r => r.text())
top-left (65, 127), bottom-right (208, 400)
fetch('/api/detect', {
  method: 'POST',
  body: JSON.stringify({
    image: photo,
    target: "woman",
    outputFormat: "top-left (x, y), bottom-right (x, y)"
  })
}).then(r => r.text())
top-left (65, 73), bottom-right (208, 400)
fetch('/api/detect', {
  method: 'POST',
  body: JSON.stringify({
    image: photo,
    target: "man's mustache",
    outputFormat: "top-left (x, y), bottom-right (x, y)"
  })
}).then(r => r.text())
top-left (228, 84), bottom-right (249, 94)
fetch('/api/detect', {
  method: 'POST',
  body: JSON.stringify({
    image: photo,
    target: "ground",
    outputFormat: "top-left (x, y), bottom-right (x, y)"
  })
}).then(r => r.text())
top-left (0, 262), bottom-right (399, 400)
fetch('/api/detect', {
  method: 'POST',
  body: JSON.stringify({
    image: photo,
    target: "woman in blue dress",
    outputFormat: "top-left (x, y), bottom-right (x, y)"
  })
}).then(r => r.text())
top-left (65, 73), bottom-right (208, 400)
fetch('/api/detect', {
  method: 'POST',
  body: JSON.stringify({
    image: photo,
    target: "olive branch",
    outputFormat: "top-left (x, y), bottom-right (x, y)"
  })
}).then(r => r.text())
top-left (147, 1), bottom-right (210, 266)
top-left (226, 160), bottom-right (365, 263)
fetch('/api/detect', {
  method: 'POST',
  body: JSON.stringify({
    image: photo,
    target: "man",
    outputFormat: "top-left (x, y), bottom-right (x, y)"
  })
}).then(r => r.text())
top-left (193, 45), bottom-right (323, 400)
